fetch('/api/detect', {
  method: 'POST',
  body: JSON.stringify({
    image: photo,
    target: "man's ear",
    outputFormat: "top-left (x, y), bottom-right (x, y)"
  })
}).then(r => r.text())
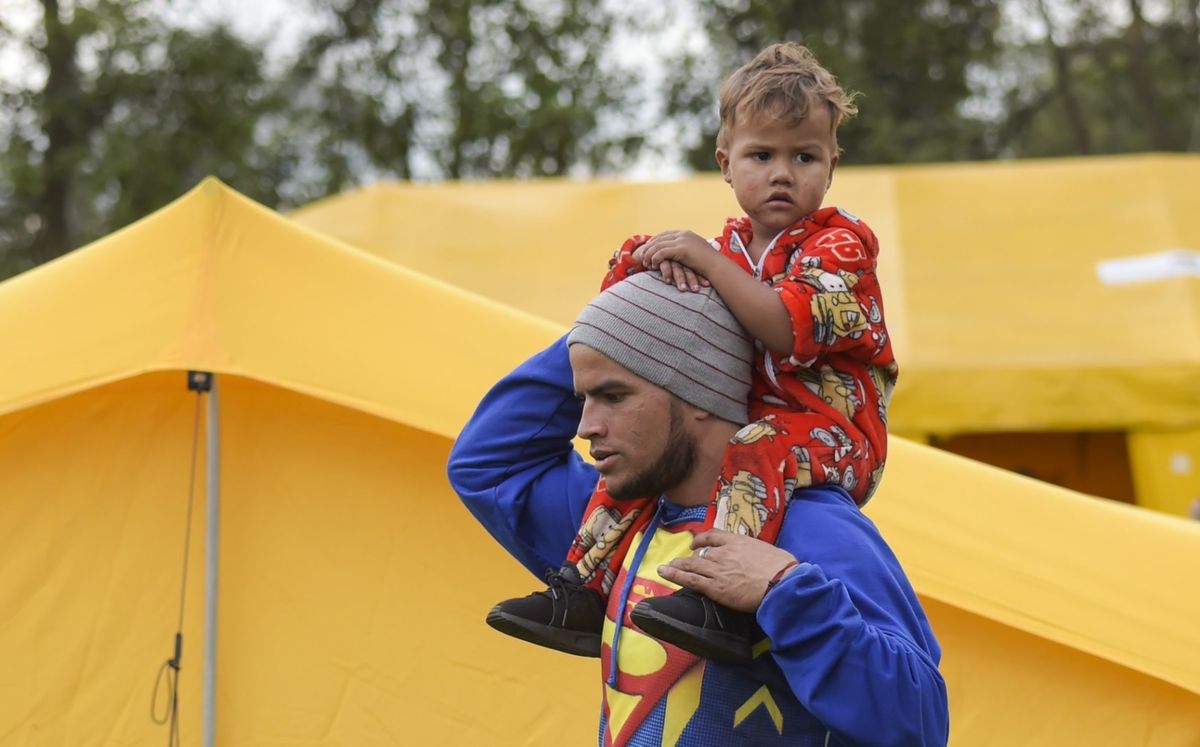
top-left (675, 397), bottom-right (712, 422)
top-left (688, 405), bottom-right (714, 422)
top-left (716, 148), bottom-right (732, 184)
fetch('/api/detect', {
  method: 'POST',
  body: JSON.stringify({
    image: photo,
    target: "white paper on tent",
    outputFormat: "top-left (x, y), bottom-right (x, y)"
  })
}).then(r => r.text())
top-left (1096, 249), bottom-right (1200, 284)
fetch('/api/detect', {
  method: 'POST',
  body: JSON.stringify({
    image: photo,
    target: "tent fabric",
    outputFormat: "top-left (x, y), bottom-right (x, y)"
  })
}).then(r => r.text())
top-left (0, 182), bottom-right (589, 745)
top-left (923, 598), bottom-right (1200, 745)
top-left (290, 153), bottom-right (1200, 519)
top-left (0, 178), bottom-right (562, 436)
top-left (291, 153), bottom-right (1200, 436)
top-left (1128, 427), bottom-right (1200, 516)
top-left (2, 178), bottom-right (1199, 744)
top-left (0, 372), bottom-right (597, 746)
top-left (887, 155), bottom-right (1200, 435)
top-left (873, 439), bottom-right (1200, 697)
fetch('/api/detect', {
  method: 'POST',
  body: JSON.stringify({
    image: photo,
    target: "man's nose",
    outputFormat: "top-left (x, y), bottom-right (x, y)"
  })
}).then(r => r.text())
top-left (577, 401), bottom-right (605, 440)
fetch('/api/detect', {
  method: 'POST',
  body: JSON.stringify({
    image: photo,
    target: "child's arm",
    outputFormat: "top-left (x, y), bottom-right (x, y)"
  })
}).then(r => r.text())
top-left (603, 233), bottom-right (707, 294)
top-left (772, 226), bottom-right (888, 366)
top-left (635, 230), bottom-right (795, 355)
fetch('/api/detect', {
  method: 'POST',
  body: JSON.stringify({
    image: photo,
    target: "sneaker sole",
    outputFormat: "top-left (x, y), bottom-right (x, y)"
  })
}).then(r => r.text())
top-left (629, 605), bottom-right (753, 664)
top-left (485, 607), bottom-right (601, 658)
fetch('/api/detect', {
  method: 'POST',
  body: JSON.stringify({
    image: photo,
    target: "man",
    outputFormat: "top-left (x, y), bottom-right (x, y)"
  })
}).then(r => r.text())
top-left (447, 272), bottom-right (949, 746)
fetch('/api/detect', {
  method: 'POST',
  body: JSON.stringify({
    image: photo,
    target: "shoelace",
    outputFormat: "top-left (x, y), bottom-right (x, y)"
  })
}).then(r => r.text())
top-left (543, 569), bottom-right (576, 624)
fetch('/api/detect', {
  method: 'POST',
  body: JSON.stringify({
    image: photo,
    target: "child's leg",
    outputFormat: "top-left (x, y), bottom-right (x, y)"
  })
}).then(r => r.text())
top-left (486, 486), bottom-right (653, 657)
top-left (630, 413), bottom-right (799, 662)
top-left (633, 408), bottom-right (882, 663)
top-left (563, 489), bottom-right (655, 596)
top-left (706, 408), bottom-right (881, 541)
top-left (703, 413), bottom-right (794, 546)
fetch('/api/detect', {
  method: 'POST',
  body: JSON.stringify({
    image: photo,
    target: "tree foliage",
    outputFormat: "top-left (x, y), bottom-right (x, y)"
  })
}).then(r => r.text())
top-left (0, 0), bottom-right (1197, 280)
top-left (0, 0), bottom-right (638, 276)
top-left (667, 0), bottom-right (1003, 169)
top-left (666, 0), bottom-right (1199, 168)
top-left (0, 0), bottom-right (290, 277)
top-left (993, 0), bottom-right (1200, 157)
top-left (265, 0), bottom-right (639, 202)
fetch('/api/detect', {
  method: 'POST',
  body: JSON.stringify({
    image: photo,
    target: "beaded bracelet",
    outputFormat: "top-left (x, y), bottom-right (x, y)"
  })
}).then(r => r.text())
top-left (765, 560), bottom-right (801, 595)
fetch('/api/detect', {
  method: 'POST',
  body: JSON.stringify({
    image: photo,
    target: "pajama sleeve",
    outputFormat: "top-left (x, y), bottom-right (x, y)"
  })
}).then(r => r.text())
top-left (773, 224), bottom-right (892, 370)
top-left (599, 234), bottom-right (654, 291)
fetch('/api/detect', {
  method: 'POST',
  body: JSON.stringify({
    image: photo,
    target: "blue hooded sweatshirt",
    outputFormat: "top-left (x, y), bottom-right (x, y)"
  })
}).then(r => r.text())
top-left (447, 337), bottom-right (949, 746)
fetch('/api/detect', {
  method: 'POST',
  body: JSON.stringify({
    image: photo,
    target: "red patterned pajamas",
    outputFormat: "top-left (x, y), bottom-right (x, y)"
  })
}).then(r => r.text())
top-left (565, 207), bottom-right (897, 595)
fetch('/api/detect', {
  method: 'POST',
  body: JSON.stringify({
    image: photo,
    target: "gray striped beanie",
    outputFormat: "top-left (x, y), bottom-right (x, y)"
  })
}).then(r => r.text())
top-left (568, 271), bottom-right (753, 424)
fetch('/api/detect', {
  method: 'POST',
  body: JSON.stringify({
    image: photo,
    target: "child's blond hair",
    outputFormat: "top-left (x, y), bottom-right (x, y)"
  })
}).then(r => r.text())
top-left (716, 43), bottom-right (859, 150)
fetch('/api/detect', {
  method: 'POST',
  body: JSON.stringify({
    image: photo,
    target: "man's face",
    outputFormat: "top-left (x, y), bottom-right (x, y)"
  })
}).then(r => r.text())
top-left (569, 344), bottom-right (697, 501)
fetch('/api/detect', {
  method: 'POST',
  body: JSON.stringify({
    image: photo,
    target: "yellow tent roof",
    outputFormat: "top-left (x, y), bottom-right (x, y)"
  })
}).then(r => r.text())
top-left (1, 177), bottom-right (561, 437)
top-left (292, 153), bottom-right (1200, 435)
top-left (0, 180), bottom-right (585, 744)
top-left (2, 179), bottom-right (1198, 743)
top-left (875, 439), bottom-right (1200, 695)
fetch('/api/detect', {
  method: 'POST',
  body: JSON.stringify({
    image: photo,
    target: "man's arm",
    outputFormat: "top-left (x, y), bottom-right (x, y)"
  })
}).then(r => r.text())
top-left (663, 490), bottom-right (949, 747)
top-left (762, 493), bottom-right (948, 747)
top-left (446, 336), bottom-right (599, 577)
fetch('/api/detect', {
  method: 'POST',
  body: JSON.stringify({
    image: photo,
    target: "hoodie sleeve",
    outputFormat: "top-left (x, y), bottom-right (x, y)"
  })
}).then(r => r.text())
top-left (446, 336), bottom-right (599, 577)
top-left (757, 489), bottom-right (950, 747)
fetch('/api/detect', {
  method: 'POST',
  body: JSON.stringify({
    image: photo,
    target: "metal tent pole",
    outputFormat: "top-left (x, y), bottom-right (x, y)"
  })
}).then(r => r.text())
top-left (202, 374), bottom-right (220, 747)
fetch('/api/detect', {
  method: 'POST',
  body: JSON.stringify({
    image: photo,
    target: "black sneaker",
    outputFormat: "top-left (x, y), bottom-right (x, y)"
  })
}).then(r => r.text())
top-left (630, 588), bottom-right (757, 664)
top-left (485, 566), bottom-right (605, 658)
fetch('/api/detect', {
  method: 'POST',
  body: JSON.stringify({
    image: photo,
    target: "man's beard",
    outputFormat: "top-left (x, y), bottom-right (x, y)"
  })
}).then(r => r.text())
top-left (607, 400), bottom-right (698, 501)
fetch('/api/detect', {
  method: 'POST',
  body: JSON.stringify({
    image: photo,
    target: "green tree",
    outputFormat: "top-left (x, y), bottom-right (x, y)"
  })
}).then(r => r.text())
top-left (994, 0), bottom-right (1200, 156)
top-left (664, 0), bottom-right (1003, 170)
top-left (5, 0), bottom-right (1195, 282)
top-left (0, 0), bottom-right (292, 278)
top-left (1, 0), bottom-right (649, 277)
top-left (662, 0), bottom-right (1199, 167)
top-left (284, 0), bottom-right (642, 189)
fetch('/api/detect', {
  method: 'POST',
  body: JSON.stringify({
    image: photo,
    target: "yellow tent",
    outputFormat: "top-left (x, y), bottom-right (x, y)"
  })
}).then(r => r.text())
top-left (0, 179), bottom-right (598, 745)
top-left (291, 154), bottom-right (1200, 517)
top-left (2, 179), bottom-right (1199, 745)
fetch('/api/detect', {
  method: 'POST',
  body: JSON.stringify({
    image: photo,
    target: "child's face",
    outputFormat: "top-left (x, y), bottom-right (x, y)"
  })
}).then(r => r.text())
top-left (716, 105), bottom-right (839, 241)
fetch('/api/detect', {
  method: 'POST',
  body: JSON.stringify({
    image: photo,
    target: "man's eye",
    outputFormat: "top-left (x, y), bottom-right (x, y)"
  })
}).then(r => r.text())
top-left (604, 393), bottom-right (626, 404)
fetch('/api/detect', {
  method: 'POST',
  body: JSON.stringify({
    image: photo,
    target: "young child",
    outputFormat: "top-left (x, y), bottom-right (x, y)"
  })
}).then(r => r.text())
top-left (486, 42), bottom-right (897, 664)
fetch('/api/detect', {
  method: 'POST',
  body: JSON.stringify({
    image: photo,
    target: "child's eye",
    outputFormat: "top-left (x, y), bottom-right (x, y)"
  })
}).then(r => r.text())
top-left (794, 153), bottom-right (813, 163)
top-left (751, 151), bottom-right (770, 161)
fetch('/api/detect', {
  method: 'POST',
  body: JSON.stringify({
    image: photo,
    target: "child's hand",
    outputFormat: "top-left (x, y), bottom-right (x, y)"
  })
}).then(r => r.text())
top-left (658, 260), bottom-right (707, 292)
top-left (634, 231), bottom-right (714, 292)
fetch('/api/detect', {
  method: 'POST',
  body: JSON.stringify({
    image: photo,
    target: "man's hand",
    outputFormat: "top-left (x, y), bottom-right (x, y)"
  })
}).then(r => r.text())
top-left (633, 231), bottom-right (715, 292)
top-left (658, 530), bottom-right (801, 613)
